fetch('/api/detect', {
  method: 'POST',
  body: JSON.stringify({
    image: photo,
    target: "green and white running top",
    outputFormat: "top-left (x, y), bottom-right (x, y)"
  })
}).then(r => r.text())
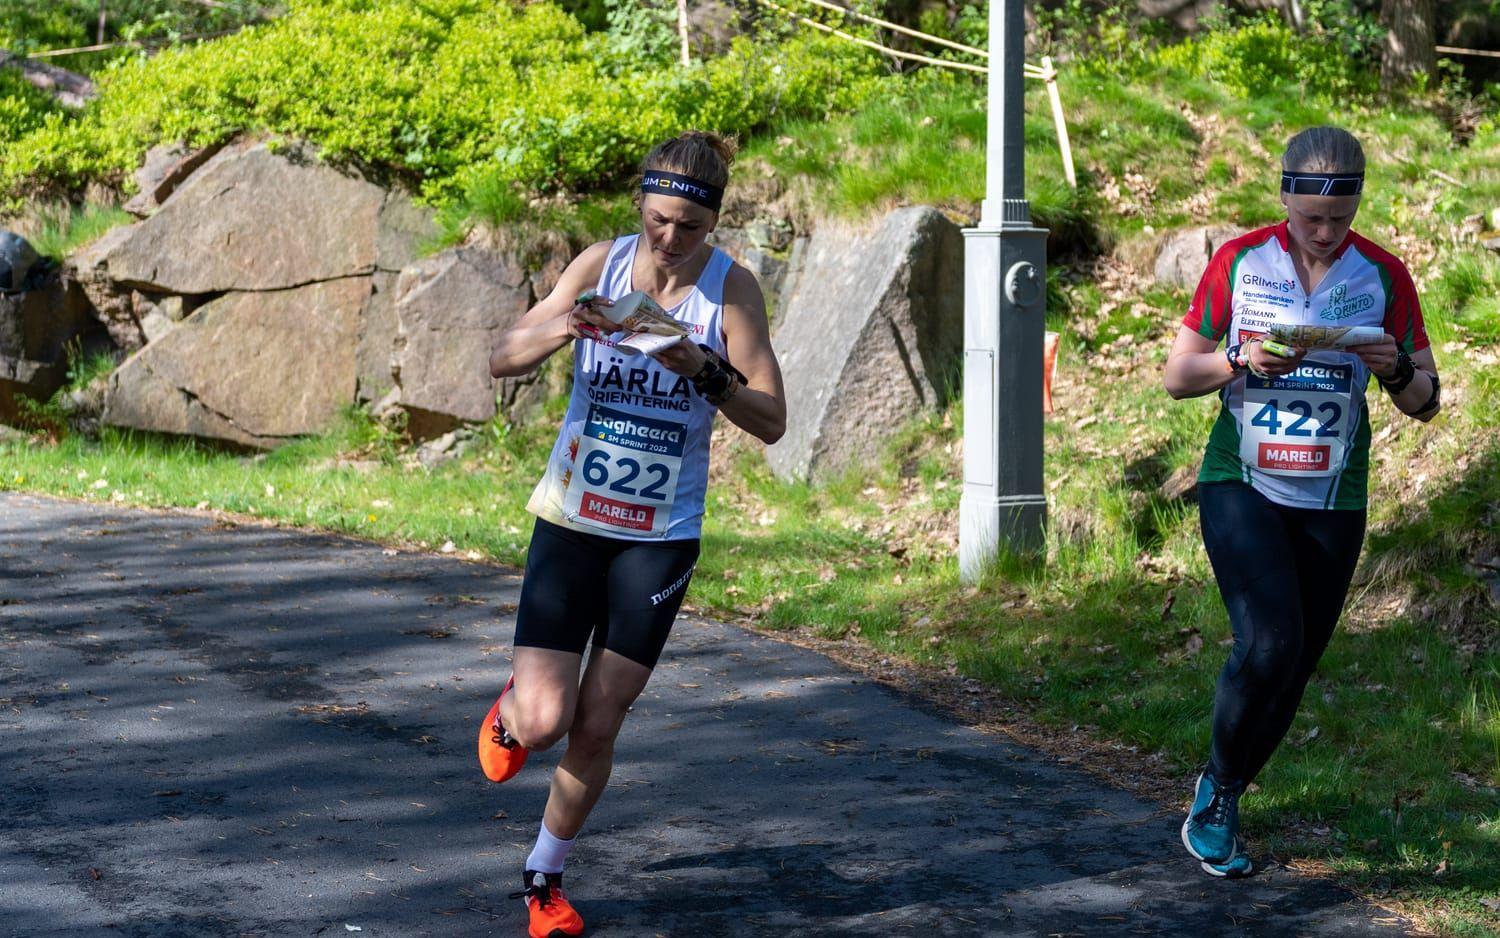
top-left (1183, 221), bottom-right (1429, 511)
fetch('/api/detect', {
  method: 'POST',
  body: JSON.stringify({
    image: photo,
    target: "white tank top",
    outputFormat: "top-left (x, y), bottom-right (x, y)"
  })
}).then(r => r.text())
top-left (526, 234), bottom-right (731, 541)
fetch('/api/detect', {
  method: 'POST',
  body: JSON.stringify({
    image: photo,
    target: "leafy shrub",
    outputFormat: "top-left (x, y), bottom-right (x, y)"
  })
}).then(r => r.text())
top-left (1033, 0), bottom-right (1167, 74)
top-left (0, 67), bottom-right (61, 145)
top-left (0, 0), bottom-right (269, 62)
top-left (0, 4), bottom-right (87, 55)
top-left (0, 0), bottom-right (882, 212)
top-left (1153, 15), bottom-right (1375, 99)
top-left (600, 0), bottom-right (679, 67)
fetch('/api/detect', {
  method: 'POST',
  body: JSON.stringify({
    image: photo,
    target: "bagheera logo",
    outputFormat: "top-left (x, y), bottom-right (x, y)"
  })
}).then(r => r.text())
top-left (1319, 282), bottom-right (1375, 321)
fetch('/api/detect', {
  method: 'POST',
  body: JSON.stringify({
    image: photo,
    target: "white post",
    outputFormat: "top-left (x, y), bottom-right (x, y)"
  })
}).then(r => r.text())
top-left (960, 0), bottom-right (1047, 583)
top-left (677, 0), bottom-right (691, 66)
top-left (1041, 56), bottom-right (1076, 189)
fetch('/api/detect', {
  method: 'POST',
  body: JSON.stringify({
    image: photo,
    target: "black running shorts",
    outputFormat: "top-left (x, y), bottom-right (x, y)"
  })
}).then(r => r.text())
top-left (512, 518), bottom-right (700, 669)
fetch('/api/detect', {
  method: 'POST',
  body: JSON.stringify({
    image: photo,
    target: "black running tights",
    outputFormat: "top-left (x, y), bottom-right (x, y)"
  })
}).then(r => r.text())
top-left (1198, 481), bottom-right (1366, 787)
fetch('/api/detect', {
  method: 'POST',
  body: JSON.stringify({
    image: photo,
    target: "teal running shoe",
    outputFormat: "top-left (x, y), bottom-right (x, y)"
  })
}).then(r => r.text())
top-left (1201, 836), bottom-right (1254, 878)
top-left (1181, 771), bottom-right (1243, 864)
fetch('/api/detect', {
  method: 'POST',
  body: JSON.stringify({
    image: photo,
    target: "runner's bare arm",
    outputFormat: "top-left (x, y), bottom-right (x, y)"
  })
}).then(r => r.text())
top-left (1164, 326), bottom-right (1303, 399)
top-left (715, 265), bottom-right (785, 443)
top-left (1402, 348), bottom-right (1441, 422)
top-left (490, 242), bottom-right (616, 378)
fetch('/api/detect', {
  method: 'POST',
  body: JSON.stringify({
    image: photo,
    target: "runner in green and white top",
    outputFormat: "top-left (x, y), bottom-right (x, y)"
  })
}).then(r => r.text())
top-left (1163, 126), bottom-right (1441, 878)
top-left (1182, 207), bottom-right (1428, 509)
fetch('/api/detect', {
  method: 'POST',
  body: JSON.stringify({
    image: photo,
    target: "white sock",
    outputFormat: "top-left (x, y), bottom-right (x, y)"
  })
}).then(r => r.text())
top-left (525, 823), bottom-right (575, 874)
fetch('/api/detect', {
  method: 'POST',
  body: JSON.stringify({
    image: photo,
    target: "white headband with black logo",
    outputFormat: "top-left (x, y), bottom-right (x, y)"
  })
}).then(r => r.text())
top-left (1281, 171), bottom-right (1364, 196)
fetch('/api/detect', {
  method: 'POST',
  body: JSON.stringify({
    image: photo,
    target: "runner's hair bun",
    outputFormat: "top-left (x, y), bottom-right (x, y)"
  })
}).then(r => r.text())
top-left (641, 130), bottom-right (737, 190)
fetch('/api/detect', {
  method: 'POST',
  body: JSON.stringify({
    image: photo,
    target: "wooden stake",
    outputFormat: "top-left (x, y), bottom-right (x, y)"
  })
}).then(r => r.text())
top-left (1041, 57), bottom-right (1076, 189)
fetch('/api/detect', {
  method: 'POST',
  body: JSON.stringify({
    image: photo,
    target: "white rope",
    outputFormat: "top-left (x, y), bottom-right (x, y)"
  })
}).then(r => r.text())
top-left (794, 0), bottom-right (985, 58)
top-left (753, 0), bottom-right (988, 74)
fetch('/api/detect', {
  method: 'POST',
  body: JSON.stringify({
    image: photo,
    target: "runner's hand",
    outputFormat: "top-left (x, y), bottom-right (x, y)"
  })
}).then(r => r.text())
top-left (1345, 333), bottom-right (1399, 379)
top-left (1247, 339), bottom-right (1305, 377)
top-left (567, 294), bottom-right (616, 339)
top-left (650, 339), bottom-right (709, 376)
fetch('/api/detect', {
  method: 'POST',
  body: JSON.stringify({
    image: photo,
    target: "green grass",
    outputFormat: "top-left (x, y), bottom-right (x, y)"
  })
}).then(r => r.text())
top-left (24, 202), bottom-right (135, 261)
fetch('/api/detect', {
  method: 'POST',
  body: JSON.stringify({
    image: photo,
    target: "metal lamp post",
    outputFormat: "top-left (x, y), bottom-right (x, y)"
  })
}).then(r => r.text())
top-left (959, 0), bottom-right (1047, 583)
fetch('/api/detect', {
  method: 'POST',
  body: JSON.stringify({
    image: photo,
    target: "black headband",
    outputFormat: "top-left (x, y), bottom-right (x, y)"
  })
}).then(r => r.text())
top-left (640, 171), bottom-right (723, 211)
top-left (1281, 171), bottom-right (1364, 196)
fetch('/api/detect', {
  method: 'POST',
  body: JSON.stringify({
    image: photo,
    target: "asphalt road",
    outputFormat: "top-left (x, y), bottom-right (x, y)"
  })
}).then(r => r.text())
top-left (0, 492), bottom-right (1406, 936)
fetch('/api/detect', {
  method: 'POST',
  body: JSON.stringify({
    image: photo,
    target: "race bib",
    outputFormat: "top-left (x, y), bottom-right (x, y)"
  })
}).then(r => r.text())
top-left (561, 404), bottom-right (686, 537)
top-left (1239, 360), bottom-right (1353, 478)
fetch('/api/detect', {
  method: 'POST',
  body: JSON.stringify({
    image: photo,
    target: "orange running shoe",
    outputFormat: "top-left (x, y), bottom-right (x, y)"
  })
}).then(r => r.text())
top-left (477, 676), bottom-right (529, 783)
top-left (511, 869), bottom-right (585, 938)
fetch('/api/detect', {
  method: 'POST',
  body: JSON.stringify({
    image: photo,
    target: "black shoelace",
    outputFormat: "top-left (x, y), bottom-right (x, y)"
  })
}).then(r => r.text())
top-left (1196, 781), bottom-right (1241, 827)
top-left (491, 721), bottom-right (516, 750)
top-left (510, 871), bottom-right (560, 907)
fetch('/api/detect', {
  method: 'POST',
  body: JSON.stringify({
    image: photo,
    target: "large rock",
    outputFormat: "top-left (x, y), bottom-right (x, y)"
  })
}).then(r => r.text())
top-left (1153, 225), bottom-right (1245, 288)
top-left (713, 225), bottom-right (794, 319)
top-left (123, 141), bottom-right (226, 217)
top-left (766, 206), bottom-right (963, 482)
top-left (355, 271), bottom-right (400, 403)
top-left (0, 272), bottom-right (97, 423)
top-left (103, 279), bottom-right (366, 448)
top-left (389, 247), bottom-right (531, 437)
top-left (102, 142), bottom-right (432, 294)
top-left (64, 223), bottom-right (146, 350)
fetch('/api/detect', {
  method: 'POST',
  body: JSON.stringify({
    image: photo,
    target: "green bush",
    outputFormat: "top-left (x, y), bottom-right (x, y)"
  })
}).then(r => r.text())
top-left (0, 67), bottom-right (62, 145)
top-left (1153, 16), bottom-right (1375, 99)
top-left (0, 5), bottom-right (87, 56)
top-left (0, 0), bottom-right (270, 67)
top-left (0, 0), bottom-right (882, 212)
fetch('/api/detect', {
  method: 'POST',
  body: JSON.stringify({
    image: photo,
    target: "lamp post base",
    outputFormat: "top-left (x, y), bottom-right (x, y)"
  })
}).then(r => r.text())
top-left (959, 489), bottom-right (1046, 583)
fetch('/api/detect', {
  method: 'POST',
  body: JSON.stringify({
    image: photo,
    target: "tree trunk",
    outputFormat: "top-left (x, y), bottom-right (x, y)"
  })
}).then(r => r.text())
top-left (1380, 0), bottom-right (1437, 91)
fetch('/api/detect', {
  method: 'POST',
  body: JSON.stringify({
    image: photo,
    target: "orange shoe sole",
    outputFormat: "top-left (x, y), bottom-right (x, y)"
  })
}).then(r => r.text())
top-left (478, 677), bottom-right (529, 783)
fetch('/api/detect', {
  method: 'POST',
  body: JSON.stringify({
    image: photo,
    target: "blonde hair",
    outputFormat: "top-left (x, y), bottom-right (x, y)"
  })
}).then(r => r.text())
top-left (1281, 126), bottom-right (1365, 175)
top-left (640, 130), bottom-right (737, 189)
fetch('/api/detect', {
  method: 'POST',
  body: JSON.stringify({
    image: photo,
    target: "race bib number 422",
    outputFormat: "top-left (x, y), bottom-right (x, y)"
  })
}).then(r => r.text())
top-left (562, 404), bottom-right (686, 537)
top-left (1239, 361), bottom-right (1354, 478)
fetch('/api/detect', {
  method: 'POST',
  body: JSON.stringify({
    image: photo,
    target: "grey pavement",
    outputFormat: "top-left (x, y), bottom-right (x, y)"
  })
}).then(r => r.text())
top-left (0, 492), bottom-right (1405, 937)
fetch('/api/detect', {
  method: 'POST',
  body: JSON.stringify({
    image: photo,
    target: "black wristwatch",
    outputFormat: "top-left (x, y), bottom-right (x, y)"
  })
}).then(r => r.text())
top-left (1225, 343), bottom-right (1247, 374)
top-left (1376, 349), bottom-right (1416, 393)
top-left (689, 345), bottom-right (744, 406)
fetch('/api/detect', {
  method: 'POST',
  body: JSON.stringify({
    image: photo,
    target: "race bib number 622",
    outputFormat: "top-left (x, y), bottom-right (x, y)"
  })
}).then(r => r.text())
top-left (1238, 361), bottom-right (1353, 478)
top-left (562, 404), bottom-right (686, 536)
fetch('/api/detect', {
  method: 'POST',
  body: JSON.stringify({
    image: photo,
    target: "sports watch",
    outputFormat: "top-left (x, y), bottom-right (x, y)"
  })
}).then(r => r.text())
top-left (690, 345), bottom-right (745, 406)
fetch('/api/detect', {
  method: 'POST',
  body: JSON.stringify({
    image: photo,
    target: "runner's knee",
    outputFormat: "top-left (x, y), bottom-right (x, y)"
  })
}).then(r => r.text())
top-left (1229, 630), bottom-right (1304, 694)
top-left (509, 695), bottom-right (573, 751)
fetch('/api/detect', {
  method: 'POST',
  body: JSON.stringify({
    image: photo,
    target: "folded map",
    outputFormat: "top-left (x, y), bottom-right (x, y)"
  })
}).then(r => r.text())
top-left (576, 290), bottom-right (691, 355)
top-left (1268, 324), bottom-right (1386, 350)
